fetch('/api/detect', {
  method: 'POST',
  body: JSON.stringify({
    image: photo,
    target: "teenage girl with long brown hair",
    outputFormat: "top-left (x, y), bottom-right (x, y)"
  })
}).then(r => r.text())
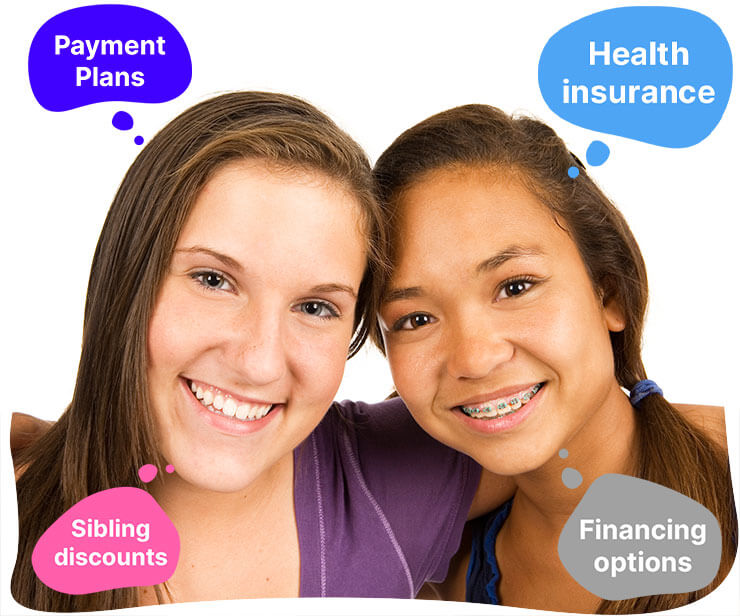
top-left (11, 92), bottom-right (507, 611)
top-left (374, 104), bottom-right (737, 613)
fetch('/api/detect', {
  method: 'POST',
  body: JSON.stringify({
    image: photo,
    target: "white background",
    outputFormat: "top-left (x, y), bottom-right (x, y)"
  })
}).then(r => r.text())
top-left (1, 1), bottom-right (738, 615)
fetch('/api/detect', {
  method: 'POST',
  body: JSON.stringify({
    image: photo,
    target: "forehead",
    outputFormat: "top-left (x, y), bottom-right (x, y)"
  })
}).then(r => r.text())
top-left (392, 166), bottom-right (573, 273)
top-left (178, 160), bottom-right (367, 277)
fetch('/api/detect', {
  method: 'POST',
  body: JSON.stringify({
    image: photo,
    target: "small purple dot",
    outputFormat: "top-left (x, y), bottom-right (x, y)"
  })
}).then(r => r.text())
top-left (112, 111), bottom-right (134, 131)
top-left (134, 135), bottom-right (144, 145)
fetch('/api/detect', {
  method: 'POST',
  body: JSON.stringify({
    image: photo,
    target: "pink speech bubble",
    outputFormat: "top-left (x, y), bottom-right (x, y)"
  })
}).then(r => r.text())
top-left (32, 487), bottom-right (179, 594)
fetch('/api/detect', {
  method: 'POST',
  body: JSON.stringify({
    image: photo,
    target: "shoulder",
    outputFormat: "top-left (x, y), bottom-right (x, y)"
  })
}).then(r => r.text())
top-left (11, 412), bottom-right (54, 480)
top-left (672, 403), bottom-right (727, 452)
top-left (333, 396), bottom-right (421, 438)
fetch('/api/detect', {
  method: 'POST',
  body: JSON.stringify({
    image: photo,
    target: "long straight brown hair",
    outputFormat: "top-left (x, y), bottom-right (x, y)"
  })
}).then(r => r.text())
top-left (12, 91), bottom-right (386, 612)
top-left (372, 104), bottom-right (737, 613)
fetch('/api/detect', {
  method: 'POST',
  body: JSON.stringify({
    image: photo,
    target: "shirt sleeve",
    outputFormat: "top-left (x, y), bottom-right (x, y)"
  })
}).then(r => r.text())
top-left (338, 397), bottom-right (481, 591)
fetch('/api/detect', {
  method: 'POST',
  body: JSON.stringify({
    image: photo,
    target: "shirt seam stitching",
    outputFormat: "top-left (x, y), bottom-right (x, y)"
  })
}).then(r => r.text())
top-left (310, 431), bottom-right (327, 597)
top-left (341, 430), bottom-right (415, 598)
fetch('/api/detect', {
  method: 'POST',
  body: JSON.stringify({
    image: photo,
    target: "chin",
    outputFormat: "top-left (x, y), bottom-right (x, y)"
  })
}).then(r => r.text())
top-left (180, 466), bottom-right (265, 494)
top-left (476, 455), bottom-right (541, 477)
top-left (473, 440), bottom-right (562, 477)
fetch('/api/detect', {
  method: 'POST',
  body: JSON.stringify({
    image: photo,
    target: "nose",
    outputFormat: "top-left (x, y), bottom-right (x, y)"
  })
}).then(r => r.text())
top-left (228, 304), bottom-right (287, 386)
top-left (445, 316), bottom-right (514, 380)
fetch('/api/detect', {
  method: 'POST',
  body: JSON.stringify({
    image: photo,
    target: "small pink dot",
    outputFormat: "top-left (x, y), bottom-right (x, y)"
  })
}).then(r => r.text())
top-left (166, 464), bottom-right (175, 474)
top-left (138, 464), bottom-right (158, 483)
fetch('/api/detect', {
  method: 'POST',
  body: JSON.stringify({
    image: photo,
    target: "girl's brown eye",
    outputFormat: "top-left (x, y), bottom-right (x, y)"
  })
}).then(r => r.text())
top-left (410, 314), bottom-right (431, 328)
top-left (495, 278), bottom-right (536, 301)
top-left (396, 312), bottom-right (435, 331)
top-left (505, 281), bottom-right (528, 296)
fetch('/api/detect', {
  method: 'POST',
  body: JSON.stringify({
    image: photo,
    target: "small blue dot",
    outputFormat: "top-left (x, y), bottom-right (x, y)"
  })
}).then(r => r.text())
top-left (568, 166), bottom-right (579, 178)
top-left (134, 136), bottom-right (144, 146)
top-left (586, 140), bottom-right (610, 166)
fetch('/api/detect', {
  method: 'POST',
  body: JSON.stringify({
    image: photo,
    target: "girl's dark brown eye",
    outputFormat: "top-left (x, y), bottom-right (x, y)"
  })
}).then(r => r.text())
top-left (395, 312), bottom-right (436, 331)
top-left (411, 314), bottom-right (431, 327)
top-left (505, 281), bottom-right (528, 296)
top-left (495, 278), bottom-right (536, 301)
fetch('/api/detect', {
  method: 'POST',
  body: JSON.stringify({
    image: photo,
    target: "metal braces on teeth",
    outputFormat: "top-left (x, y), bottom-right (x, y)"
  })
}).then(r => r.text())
top-left (462, 383), bottom-right (542, 419)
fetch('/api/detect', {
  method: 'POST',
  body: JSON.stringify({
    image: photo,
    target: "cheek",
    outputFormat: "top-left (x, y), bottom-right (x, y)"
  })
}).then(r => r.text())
top-left (147, 291), bottom-right (195, 376)
top-left (386, 342), bottom-right (436, 408)
top-left (527, 291), bottom-right (615, 385)
top-left (148, 281), bottom-right (225, 369)
top-left (147, 307), bottom-right (179, 372)
top-left (287, 324), bottom-right (354, 403)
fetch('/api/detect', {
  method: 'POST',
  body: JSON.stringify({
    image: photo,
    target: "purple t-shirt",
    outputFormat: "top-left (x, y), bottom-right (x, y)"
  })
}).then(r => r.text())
top-left (294, 397), bottom-right (481, 598)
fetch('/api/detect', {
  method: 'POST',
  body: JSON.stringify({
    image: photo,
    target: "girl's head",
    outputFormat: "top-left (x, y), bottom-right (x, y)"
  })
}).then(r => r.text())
top-left (14, 90), bottom-right (387, 611)
top-left (72, 92), bottom-right (385, 494)
top-left (372, 104), bottom-right (737, 613)
top-left (373, 105), bottom-right (647, 473)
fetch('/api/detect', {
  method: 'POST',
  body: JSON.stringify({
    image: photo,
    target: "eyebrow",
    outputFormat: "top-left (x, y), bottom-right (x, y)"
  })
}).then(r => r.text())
top-left (383, 245), bottom-right (544, 304)
top-left (309, 283), bottom-right (357, 299)
top-left (476, 245), bottom-right (544, 273)
top-left (383, 286), bottom-right (423, 303)
top-left (174, 246), bottom-right (243, 272)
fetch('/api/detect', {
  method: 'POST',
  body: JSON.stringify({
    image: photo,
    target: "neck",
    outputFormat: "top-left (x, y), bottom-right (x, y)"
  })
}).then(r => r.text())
top-left (513, 382), bottom-right (638, 529)
top-left (141, 451), bottom-right (300, 604)
top-left (150, 450), bottom-right (294, 529)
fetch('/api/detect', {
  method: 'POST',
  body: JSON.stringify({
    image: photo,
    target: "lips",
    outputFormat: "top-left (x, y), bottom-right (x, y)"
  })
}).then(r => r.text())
top-left (458, 382), bottom-right (544, 420)
top-left (187, 379), bottom-right (277, 422)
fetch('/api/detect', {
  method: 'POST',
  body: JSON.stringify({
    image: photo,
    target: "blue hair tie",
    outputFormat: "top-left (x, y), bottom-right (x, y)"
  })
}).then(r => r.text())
top-left (630, 379), bottom-right (663, 407)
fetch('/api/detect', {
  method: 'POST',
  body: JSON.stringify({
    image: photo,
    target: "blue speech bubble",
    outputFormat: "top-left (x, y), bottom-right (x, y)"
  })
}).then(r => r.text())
top-left (29, 4), bottom-right (191, 112)
top-left (538, 7), bottom-right (732, 148)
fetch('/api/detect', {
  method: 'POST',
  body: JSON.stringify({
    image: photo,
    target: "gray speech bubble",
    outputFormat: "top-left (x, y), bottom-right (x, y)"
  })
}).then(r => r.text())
top-left (558, 474), bottom-right (721, 601)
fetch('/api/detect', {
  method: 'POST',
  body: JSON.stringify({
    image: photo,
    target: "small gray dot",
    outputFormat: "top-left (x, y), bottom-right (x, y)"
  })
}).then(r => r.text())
top-left (562, 467), bottom-right (583, 489)
top-left (559, 448), bottom-right (569, 459)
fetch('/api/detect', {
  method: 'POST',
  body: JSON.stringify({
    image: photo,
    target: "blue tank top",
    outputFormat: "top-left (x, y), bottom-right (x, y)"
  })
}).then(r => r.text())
top-left (465, 499), bottom-right (513, 604)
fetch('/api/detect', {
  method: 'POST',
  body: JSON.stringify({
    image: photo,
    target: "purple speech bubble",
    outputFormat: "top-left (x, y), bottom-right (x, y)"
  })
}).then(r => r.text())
top-left (29, 5), bottom-right (191, 112)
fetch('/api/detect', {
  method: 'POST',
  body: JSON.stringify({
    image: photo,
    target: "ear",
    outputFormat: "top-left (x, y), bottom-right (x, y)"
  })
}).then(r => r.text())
top-left (597, 276), bottom-right (626, 332)
top-left (603, 294), bottom-right (626, 332)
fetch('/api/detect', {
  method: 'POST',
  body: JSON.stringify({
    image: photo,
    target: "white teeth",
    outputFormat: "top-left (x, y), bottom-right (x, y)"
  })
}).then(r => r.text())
top-left (190, 381), bottom-right (274, 422)
top-left (223, 398), bottom-right (237, 417)
top-left (235, 404), bottom-right (249, 420)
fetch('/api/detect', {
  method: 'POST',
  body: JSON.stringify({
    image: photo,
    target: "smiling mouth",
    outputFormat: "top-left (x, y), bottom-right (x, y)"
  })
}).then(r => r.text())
top-left (187, 379), bottom-right (276, 422)
top-left (459, 383), bottom-right (544, 420)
